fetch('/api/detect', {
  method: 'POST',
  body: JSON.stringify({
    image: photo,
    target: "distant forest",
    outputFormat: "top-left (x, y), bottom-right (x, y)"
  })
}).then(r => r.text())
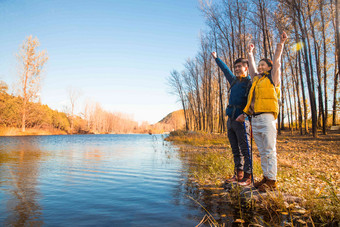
top-left (0, 81), bottom-right (184, 135)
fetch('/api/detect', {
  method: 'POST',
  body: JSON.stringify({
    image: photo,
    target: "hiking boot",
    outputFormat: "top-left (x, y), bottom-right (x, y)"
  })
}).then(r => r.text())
top-left (238, 172), bottom-right (252, 186)
top-left (237, 169), bottom-right (244, 181)
top-left (224, 170), bottom-right (244, 184)
top-left (258, 179), bottom-right (277, 192)
top-left (254, 176), bottom-right (267, 188)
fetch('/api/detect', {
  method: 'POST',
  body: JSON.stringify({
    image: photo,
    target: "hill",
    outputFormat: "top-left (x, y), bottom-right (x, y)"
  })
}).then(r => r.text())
top-left (152, 110), bottom-right (185, 133)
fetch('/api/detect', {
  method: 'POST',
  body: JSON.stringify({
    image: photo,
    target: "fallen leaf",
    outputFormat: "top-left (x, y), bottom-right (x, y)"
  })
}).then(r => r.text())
top-left (234, 219), bottom-right (245, 223)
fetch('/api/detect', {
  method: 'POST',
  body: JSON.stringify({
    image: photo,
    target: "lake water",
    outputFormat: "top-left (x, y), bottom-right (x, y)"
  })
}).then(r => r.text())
top-left (0, 134), bottom-right (220, 226)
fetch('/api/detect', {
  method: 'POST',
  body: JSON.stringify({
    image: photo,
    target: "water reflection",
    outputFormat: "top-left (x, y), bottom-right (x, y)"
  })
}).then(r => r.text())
top-left (84, 149), bottom-right (103, 162)
top-left (0, 138), bottom-right (45, 226)
top-left (0, 135), bottom-right (204, 226)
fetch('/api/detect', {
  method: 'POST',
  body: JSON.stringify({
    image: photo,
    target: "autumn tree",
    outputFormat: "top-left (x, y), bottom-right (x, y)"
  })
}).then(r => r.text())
top-left (169, 0), bottom-right (339, 135)
top-left (17, 35), bottom-right (48, 132)
top-left (168, 70), bottom-right (189, 130)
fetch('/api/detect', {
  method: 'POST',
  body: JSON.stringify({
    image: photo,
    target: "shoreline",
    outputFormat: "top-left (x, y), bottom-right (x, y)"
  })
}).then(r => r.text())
top-left (166, 130), bottom-right (340, 226)
top-left (0, 127), bottom-right (68, 137)
top-left (0, 127), bottom-right (167, 137)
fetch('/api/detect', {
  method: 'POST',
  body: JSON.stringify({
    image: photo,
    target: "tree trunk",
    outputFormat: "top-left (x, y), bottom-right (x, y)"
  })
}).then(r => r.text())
top-left (227, 2), bottom-right (236, 62)
top-left (291, 53), bottom-right (303, 134)
top-left (287, 81), bottom-right (293, 132)
top-left (292, 77), bottom-right (298, 131)
top-left (296, 4), bottom-right (317, 137)
top-left (213, 31), bottom-right (226, 133)
top-left (259, 0), bottom-right (268, 58)
top-left (22, 99), bottom-right (26, 132)
top-left (319, 0), bottom-right (329, 128)
top-left (333, 69), bottom-right (339, 126)
top-left (280, 71), bottom-right (285, 131)
top-left (307, 2), bottom-right (325, 134)
top-left (333, 0), bottom-right (340, 125)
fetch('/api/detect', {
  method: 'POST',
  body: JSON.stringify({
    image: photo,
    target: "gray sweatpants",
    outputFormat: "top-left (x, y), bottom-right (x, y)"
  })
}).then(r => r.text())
top-left (227, 118), bottom-right (251, 174)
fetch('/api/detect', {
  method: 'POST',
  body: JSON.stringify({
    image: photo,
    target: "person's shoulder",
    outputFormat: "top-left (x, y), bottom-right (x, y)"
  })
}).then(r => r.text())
top-left (252, 74), bottom-right (261, 81)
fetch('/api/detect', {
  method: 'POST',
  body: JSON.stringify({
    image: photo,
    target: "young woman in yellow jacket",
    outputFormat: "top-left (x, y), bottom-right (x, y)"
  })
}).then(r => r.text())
top-left (237, 31), bottom-right (287, 191)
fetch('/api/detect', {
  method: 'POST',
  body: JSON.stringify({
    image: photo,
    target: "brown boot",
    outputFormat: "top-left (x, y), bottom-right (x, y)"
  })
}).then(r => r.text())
top-left (238, 172), bottom-right (251, 186)
top-left (225, 170), bottom-right (244, 184)
top-left (254, 176), bottom-right (267, 188)
top-left (258, 179), bottom-right (277, 192)
top-left (237, 169), bottom-right (244, 181)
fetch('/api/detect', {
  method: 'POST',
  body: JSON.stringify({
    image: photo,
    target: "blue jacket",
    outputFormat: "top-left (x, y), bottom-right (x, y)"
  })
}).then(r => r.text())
top-left (215, 58), bottom-right (251, 120)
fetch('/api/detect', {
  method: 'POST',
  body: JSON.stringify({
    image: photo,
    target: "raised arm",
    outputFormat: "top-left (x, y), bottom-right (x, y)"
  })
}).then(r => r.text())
top-left (211, 52), bottom-right (235, 84)
top-left (271, 31), bottom-right (287, 86)
top-left (247, 43), bottom-right (257, 80)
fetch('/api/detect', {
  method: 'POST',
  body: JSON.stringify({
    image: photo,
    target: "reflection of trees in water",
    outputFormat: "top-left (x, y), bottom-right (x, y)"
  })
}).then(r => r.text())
top-left (0, 138), bottom-right (44, 226)
top-left (84, 149), bottom-right (103, 162)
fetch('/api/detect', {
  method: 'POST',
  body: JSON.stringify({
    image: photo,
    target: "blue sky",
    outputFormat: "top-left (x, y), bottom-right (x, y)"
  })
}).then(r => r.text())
top-left (0, 0), bottom-right (205, 124)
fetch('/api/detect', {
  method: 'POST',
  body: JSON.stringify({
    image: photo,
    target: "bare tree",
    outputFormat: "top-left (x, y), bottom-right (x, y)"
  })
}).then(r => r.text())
top-left (169, 0), bottom-right (339, 134)
top-left (68, 87), bottom-right (82, 134)
top-left (168, 70), bottom-right (189, 130)
top-left (319, 0), bottom-right (329, 127)
top-left (17, 35), bottom-right (48, 132)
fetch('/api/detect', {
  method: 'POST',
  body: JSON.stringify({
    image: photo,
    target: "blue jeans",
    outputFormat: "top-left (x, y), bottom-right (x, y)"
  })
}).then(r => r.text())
top-left (227, 118), bottom-right (251, 174)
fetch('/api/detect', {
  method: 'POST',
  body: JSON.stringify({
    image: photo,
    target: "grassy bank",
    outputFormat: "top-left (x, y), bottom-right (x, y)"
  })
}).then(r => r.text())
top-left (165, 130), bottom-right (340, 226)
top-left (0, 127), bottom-right (68, 136)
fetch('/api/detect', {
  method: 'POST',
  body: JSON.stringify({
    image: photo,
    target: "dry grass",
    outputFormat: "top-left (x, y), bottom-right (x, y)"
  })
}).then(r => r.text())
top-left (165, 130), bottom-right (229, 146)
top-left (276, 131), bottom-right (340, 224)
top-left (167, 129), bottom-right (340, 225)
top-left (0, 127), bottom-right (67, 136)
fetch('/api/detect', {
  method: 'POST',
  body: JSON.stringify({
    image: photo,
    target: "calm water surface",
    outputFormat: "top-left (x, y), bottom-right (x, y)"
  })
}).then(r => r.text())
top-left (0, 134), bottom-right (208, 226)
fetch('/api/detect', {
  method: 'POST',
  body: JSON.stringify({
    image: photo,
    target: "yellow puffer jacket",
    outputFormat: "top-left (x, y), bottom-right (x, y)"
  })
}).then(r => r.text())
top-left (243, 75), bottom-right (280, 119)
